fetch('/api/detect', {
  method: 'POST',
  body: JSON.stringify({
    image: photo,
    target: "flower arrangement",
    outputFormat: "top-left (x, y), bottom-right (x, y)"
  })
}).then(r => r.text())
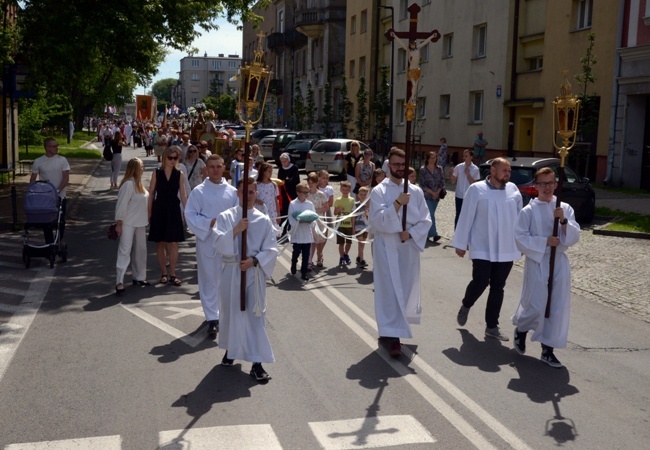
top-left (186, 106), bottom-right (197, 117)
top-left (194, 102), bottom-right (206, 112)
top-left (203, 109), bottom-right (218, 121)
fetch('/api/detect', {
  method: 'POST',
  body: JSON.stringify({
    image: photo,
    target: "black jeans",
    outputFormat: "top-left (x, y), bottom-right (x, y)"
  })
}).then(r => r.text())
top-left (454, 196), bottom-right (463, 229)
top-left (291, 243), bottom-right (311, 274)
top-left (462, 259), bottom-right (513, 328)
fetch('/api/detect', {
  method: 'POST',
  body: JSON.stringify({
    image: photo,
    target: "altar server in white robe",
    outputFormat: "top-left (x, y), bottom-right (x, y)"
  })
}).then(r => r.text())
top-left (369, 147), bottom-right (431, 358)
top-left (512, 167), bottom-right (580, 368)
top-left (451, 157), bottom-right (522, 341)
top-left (211, 178), bottom-right (278, 381)
top-left (185, 155), bottom-right (238, 338)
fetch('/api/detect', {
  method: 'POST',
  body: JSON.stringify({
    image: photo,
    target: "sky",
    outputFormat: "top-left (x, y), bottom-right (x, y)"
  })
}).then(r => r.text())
top-left (134, 19), bottom-right (243, 96)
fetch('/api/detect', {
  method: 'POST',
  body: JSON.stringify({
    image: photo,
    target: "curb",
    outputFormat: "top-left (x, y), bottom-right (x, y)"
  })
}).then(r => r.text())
top-left (592, 216), bottom-right (650, 240)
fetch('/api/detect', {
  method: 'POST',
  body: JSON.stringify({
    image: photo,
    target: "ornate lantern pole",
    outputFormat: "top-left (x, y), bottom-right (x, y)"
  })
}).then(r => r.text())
top-left (236, 32), bottom-right (272, 311)
top-left (547, 71), bottom-right (581, 318)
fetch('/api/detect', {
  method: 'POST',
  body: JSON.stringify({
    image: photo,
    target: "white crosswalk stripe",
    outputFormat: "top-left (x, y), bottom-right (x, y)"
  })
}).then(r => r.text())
top-left (158, 425), bottom-right (282, 449)
top-left (5, 434), bottom-right (122, 449)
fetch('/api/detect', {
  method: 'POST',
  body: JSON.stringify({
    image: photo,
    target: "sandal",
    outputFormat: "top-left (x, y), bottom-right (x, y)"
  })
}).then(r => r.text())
top-left (160, 274), bottom-right (169, 284)
top-left (170, 275), bottom-right (182, 286)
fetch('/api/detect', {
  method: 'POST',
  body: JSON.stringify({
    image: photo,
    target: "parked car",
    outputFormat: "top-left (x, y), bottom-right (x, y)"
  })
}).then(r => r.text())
top-left (285, 139), bottom-right (319, 169)
top-left (272, 131), bottom-right (324, 165)
top-left (305, 139), bottom-right (371, 178)
top-left (251, 128), bottom-right (288, 145)
top-left (479, 157), bottom-right (596, 222)
top-left (259, 135), bottom-right (277, 160)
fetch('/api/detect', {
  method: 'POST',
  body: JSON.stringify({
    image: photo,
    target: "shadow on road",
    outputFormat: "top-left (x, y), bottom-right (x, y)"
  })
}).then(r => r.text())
top-left (442, 328), bottom-right (513, 372)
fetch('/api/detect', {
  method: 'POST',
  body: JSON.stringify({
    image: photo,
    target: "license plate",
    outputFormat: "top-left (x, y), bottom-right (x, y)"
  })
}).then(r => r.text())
top-left (314, 164), bottom-right (327, 170)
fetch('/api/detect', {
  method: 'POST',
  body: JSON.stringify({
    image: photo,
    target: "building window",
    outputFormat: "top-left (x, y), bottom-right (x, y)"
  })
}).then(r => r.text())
top-left (191, 98), bottom-right (198, 105)
top-left (398, 48), bottom-right (407, 73)
top-left (421, 43), bottom-right (429, 63)
top-left (473, 24), bottom-right (487, 58)
top-left (191, 59), bottom-right (200, 67)
top-left (416, 97), bottom-right (426, 119)
top-left (278, 9), bottom-right (284, 33)
top-left (440, 95), bottom-right (450, 118)
top-left (349, 59), bottom-right (356, 78)
top-left (399, 0), bottom-right (408, 20)
top-left (361, 10), bottom-right (368, 33)
top-left (470, 91), bottom-right (484, 123)
top-left (192, 73), bottom-right (199, 81)
top-left (526, 56), bottom-right (543, 71)
top-left (228, 61), bottom-right (237, 68)
top-left (396, 99), bottom-right (405, 125)
top-left (443, 33), bottom-right (453, 58)
top-left (359, 56), bottom-right (366, 78)
top-left (576, 0), bottom-right (593, 30)
top-left (351, 15), bottom-right (356, 34)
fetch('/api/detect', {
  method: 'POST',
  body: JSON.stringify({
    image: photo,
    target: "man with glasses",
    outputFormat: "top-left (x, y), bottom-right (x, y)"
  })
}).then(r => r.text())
top-left (369, 147), bottom-right (431, 357)
top-left (451, 157), bottom-right (522, 342)
top-left (511, 167), bottom-right (580, 368)
top-left (31, 138), bottom-right (70, 243)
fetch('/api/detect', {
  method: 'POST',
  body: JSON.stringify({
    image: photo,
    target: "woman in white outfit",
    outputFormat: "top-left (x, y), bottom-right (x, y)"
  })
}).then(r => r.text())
top-left (115, 158), bottom-right (150, 294)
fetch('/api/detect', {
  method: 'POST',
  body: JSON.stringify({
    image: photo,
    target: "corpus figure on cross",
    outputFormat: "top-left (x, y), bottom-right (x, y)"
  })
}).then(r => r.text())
top-left (390, 30), bottom-right (438, 105)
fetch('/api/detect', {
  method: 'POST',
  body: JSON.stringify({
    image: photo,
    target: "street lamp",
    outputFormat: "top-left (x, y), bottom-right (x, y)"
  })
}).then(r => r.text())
top-left (546, 71), bottom-right (580, 318)
top-left (235, 31), bottom-right (272, 311)
top-left (378, 3), bottom-right (394, 160)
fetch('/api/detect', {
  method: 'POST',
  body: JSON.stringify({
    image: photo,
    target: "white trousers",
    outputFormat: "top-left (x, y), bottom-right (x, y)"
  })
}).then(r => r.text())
top-left (116, 224), bottom-right (147, 284)
top-left (196, 241), bottom-right (223, 321)
top-left (111, 153), bottom-right (123, 184)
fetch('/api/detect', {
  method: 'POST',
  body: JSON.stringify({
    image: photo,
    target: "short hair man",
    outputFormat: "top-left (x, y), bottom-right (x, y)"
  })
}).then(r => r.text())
top-left (511, 167), bottom-right (580, 368)
top-left (369, 147), bottom-right (432, 357)
top-left (211, 177), bottom-right (278, 381)
top-left (473, 131), bottom-right (488, 165)
top-left (30, 138), bottom-right (70, 243)
top-left (451, 157), bottom-right (522, 341)
top-left (184, 155), bottom-right (239, 338)
top-left (450, 149), bottom-right (480, 229)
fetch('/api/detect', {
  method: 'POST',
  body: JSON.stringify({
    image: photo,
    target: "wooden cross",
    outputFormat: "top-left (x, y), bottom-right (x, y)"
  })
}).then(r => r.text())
top-left (384, 3), bottom-right (439, 232)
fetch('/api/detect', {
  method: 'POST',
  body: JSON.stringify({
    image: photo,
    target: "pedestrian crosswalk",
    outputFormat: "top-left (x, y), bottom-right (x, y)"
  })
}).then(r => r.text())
top-left (3, 415), bottom-right (434, 449)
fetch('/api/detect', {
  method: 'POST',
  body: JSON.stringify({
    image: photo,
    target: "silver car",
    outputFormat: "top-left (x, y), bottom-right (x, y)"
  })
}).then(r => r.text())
top-left (259, 135), bottom-right (277, 160)
top-left (305, 139), bottom-right (371, 178)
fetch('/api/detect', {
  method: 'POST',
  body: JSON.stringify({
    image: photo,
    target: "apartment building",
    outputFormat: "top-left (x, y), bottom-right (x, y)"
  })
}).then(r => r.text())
top-left (174, 54), bottom-right (242, 110)
top-left (609, 0), bottom-right (650, 189)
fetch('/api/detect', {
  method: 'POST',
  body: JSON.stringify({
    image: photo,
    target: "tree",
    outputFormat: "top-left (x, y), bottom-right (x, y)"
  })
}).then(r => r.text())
top-left (374, 66), bottom-right (390, 141)
top-left (151, 78), bottom-right (177, 105)
top-left (321, 81), bottom-right (333, 136)
top-left (355, 76), bottom-right (369, 140)
top-left (293, 80), bottom-right (306, 130)
top-left (306, 82), bottom-right (316, 130)
top-left (339, 75), bottom-right (353, 138)
top-left (17, 0), bottom-right (268, 127)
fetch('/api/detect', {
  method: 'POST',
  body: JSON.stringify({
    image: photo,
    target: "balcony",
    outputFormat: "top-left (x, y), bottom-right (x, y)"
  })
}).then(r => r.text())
top-left (267, 29), bottom-right (308, 51)
top-left (295, 6), bottom-right (345, 39)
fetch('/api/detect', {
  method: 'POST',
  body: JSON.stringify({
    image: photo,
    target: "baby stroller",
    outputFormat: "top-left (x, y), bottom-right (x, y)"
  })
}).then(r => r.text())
top-left (22, 181), bottom-right (68, 268)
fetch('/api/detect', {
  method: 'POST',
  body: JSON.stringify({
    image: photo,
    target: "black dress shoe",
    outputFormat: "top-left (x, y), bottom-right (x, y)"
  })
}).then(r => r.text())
top-left (132, 280), bottom-right (151, 287)
top-left (433, 236), bottom-right (442, 242)
top-left (290, 265), bottom-right (297, 275)
top-left (207, 320), bottom-right (218, 338)
top-left (115, 284), bottom-right (125, 295)
top-left (301, 273), bottom-right (309, 281)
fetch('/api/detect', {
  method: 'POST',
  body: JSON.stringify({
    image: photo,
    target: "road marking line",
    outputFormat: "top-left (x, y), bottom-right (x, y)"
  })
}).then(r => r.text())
top-left (0, 261), bottom-right (45, 271)
top-left (308, 414), bottom-right (435, 449)
top-left (5, 434), bottom-right (122, 449)
top-left (278, 256), bottom-right (531, 450)
top-left (158, 424), bottom-right (282, 449)
top-left (0, 287), bottom-right (28, 297)
top-left (120, 303), bottom-right (204, 348)
top-left (0, 270), bottom-right (53, 383)
top-left (0, 273), bottom-right (37, 284)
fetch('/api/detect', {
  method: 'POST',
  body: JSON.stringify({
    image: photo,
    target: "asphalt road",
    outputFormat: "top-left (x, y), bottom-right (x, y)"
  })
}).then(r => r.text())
top-left (0, 146), bottom-right (648, 449)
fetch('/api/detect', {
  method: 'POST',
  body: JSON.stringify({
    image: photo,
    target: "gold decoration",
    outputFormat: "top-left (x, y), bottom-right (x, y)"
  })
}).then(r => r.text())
top-left (552, 70), bottom-right (581, 167)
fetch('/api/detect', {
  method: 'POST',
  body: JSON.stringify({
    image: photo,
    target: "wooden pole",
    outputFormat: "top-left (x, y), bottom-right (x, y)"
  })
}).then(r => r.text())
top-left (545, 165), bottom-right (565, 318)
top-left (240, 122), bottom-right (253, 311)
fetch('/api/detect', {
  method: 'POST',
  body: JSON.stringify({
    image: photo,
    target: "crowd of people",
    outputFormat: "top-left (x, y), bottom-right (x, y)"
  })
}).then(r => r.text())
top-left (99, 127), bottom-right (580, 382)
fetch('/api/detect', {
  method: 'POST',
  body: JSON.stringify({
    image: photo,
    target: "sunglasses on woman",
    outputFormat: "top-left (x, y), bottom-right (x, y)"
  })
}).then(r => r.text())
top-left (167, 156), bottom-right (178, 161)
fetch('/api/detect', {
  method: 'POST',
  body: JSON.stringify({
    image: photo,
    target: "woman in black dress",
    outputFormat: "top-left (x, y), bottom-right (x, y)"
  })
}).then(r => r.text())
top-left (148, 146), bottom-right (188, 286)
top-left (277, 152), bottom-right (300, 220)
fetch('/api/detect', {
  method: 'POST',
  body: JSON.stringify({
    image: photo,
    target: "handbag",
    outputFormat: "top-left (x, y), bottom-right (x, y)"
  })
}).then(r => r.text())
top-left (103, 143), bottom-right (113, 161)
top-left (439, 188), bottom-right (447, 200)
top-left (107, 223), bottom-right (118, 240)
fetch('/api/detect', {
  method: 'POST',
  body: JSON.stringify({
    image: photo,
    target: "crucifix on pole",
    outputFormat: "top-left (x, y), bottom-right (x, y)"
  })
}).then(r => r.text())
top-left (385, 3), bottom-right (439, 231)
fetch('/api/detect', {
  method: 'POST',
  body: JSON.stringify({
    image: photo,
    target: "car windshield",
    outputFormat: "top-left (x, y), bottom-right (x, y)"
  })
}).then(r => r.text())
top-left (288, 141), bottom-right (311, 151)
top-left (277, 134), bottom-right (296, 144)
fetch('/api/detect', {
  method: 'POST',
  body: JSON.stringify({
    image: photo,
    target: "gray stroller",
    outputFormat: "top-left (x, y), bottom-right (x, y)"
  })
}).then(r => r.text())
top-left (22, 181), bottom-right (68, 268)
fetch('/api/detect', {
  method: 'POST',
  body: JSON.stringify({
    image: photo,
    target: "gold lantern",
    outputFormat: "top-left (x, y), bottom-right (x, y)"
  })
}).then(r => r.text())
top-left (552, 71), bottom-right (581, 167)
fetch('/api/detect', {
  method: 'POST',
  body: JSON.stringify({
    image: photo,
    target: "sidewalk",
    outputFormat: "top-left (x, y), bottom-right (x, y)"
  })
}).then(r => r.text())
top-left (593, 187), bottom-right (650, 215)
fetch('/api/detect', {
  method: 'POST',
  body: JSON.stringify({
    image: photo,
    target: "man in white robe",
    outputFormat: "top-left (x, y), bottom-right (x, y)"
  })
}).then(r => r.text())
top-left (369, 148), bottom-right (431, 357)
top-left (451, 157), bottom-right (522, 341)
top-left (512, 167), bottom-right (580, 368)
top-left (210, 178), bottom-right (278, 381)
top-left (123, 122), bottom-right (133, 146)
top-left (185, 155), bottom-right (238, 338)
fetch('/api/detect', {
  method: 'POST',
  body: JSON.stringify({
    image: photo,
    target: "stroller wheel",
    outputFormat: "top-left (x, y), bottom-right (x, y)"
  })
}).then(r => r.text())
top-left (23, 248), bottom-right (31, 269)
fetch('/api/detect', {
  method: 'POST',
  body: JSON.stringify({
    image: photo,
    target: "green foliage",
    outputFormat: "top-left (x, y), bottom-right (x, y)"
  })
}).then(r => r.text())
top-left (321, 81), bottom-right (333, 135)
top-left (18, 92), bottom-right (73, 147)
top-left (203, 92), bottom-right (237, 122)
top-left (596, 207), bottom-right (650, 234)
top-left (0, 8), bottom-right (19, 67)
top-left (374, 66), bottom-right (390, 140)
top-left (355, 76), bottom-right (369, 140)
top-left (574, 33), bottom-right (599, 140)
top-left (293, 80), bottom-right (306, 130)
top-left (151, 78), bottom-right (177, 105)
top-left (306, 82), bottom-right (316, 130)
top-left (339, 75), bottom-right (353, 138)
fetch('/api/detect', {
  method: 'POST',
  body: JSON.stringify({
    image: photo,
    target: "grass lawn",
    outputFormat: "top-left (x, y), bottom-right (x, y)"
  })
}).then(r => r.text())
top-left (19, 132), bottom-right (101, 160)
top-left (596, 207), bottom-right (650, 234)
